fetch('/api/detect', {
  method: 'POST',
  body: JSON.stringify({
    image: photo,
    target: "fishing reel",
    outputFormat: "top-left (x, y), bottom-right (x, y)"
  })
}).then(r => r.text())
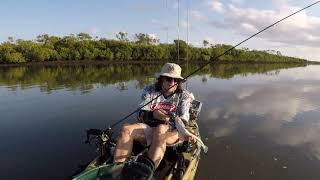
top-left (85, 128), bottom-right (113, 144)
top-left (167, 112), bottom-right (176, 127)
top-left (175, 140), bottom-right (194, 153)
top-left (85, 128), bottom-right (115, 156)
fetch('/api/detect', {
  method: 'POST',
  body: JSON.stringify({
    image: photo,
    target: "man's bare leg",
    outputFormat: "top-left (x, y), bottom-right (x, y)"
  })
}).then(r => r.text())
top-left (114, 123), bottom-right (146, 163)
top-left (147, 124), bottom-right (170, 168)
top-left (148, 126), bottom-right (180, 168)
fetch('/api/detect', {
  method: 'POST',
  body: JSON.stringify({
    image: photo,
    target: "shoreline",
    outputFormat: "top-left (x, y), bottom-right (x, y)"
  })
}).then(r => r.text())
top-left (0, 60), bottom-right (315, 67)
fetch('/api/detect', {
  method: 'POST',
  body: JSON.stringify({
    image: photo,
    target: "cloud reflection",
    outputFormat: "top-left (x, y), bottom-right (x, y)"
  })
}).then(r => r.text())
top-left (204, 82), bottom-right (320, 158)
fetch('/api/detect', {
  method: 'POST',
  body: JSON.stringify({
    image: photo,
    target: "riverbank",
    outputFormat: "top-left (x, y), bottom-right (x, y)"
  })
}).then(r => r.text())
top-left (0, 33), bottom-right (308, 64)
top-left (0, 59), bottom-right (317, 67)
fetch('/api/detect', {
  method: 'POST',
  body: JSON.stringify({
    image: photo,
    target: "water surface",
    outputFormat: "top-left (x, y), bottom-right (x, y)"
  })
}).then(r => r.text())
top-left (1, 63), bottom-right (320, 180)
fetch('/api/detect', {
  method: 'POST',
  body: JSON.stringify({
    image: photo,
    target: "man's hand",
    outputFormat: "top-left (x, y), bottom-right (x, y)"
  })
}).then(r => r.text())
top-left (153, 109), bottom-right (170, 122)
top-left (184, 135), bottom-right (195, 142)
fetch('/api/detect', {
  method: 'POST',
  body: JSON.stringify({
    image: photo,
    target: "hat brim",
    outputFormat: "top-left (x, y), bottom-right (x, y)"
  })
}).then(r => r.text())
top-left (155, 73), bottom-right (185, 81)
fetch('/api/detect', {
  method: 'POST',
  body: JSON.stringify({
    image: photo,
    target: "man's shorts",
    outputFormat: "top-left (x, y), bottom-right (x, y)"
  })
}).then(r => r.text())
top-left (137, 123), bottom-right (183, 146)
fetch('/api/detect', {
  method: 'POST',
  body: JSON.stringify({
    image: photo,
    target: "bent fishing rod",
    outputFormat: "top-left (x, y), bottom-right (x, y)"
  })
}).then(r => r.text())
top-left (109, 1), bottom-right (320, 129)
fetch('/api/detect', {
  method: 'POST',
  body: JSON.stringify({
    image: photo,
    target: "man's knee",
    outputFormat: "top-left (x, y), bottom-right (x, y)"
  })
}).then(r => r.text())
top-left (119, 123), bottom-right (145, 141)
top-left (119, 123), bottom-right (134, 137)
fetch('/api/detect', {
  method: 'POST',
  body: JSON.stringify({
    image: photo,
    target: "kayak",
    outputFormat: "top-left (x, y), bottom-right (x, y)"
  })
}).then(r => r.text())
top-left (72, 100), bottom-right (205, 180)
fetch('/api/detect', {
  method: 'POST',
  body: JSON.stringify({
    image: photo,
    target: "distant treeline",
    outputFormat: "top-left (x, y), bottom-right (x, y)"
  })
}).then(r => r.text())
top-left (0, 32), bottom-right (308, 64)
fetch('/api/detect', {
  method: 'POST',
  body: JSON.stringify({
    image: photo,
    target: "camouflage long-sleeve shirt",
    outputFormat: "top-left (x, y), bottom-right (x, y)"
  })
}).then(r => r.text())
top-left (139, 84), bottom-right (194, 123)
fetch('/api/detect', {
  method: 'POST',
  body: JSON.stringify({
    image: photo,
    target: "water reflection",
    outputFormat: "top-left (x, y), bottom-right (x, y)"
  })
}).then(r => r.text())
top-left (195, 66), bottom-right (320, 179)
top-left (207, 82), bottom-right (320, 137)
top-left (0, 63), bottom-right (305, 93)
top-left (1, 63), bottom-right (319, 180)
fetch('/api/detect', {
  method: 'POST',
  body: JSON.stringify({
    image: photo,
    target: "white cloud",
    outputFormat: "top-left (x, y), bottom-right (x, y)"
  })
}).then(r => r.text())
top-left (190, 40), bottom-right (202, 47)
top-left (172, 1), bottom-right (179, 9)
top-left (208, 0), bottom-right (225, 14)
top-left (197, 2), bottom-right (320, 60)
top-left (190, 10), bottom-right (206, 21)
top-left (240, 22), bottom-right (258, 34)
top-left (231, 0), bottom-right (245, 4)
top-left (88, 27), bottom-right (99, 35)
top-left (272, 0), bottom-right (289, 9)
top-left (208, 3), bottom-right (320, 48)
top-left (151, 19), bottom-right (160, 24)
top-left (148, 33), bottom-right (157, 40)
top-left (181, 20), bottom-right (191, 29)
top-left (150, 18), bottom-right (169, 31)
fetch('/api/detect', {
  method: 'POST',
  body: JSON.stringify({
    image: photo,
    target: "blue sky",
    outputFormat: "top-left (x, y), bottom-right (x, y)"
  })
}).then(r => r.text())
top-left (1, 0), bottom-right (320, 61)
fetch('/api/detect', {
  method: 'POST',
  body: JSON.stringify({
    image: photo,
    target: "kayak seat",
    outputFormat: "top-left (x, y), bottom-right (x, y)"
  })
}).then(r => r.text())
top-left (189, 99), bottom-right (202, 121)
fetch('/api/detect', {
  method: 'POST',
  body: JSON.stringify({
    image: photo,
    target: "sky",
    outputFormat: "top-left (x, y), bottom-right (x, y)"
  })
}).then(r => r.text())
top-left (1, 0), bottom-right (320, 61)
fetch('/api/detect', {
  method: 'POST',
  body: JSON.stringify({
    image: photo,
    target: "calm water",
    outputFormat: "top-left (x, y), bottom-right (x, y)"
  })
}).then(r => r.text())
top-left (1, 63), bottom-right (320, 180)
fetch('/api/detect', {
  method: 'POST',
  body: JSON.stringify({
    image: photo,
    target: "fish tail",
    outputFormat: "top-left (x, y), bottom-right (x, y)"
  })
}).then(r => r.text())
top-left (193, 136), bottom-right (208, 154)
top-left (202, 145), bottom-right (208, 154)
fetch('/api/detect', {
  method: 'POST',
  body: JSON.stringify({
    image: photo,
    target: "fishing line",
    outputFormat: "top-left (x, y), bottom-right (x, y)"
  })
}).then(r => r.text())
top-left (110, 1), bottom-right (320, 128)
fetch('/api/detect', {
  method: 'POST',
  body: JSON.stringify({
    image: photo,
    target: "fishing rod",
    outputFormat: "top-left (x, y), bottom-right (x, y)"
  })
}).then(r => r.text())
top-left (110, 1), bottom-right (320, 129)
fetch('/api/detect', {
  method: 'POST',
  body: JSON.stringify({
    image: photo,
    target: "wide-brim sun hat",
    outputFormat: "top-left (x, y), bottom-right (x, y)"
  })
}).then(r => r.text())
top-left (155, 63), bottom-right (184, 80)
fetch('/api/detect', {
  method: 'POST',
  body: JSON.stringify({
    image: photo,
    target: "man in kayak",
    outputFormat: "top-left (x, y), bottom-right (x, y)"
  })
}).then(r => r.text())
top-left (114, 62), bottom-right (194, 169)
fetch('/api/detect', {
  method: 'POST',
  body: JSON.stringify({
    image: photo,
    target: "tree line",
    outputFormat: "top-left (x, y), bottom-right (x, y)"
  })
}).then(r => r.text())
top-left (0, 32), bottom-right (307, 63)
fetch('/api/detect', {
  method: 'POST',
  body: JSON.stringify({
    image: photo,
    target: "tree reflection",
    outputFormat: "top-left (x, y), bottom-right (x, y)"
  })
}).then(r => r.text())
top-left (0, 63), bottom-right (306, 93)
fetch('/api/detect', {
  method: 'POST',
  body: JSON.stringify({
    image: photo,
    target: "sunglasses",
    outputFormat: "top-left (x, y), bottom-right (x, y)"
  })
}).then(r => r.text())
top-left (163, 76), bottom-right (179, 83)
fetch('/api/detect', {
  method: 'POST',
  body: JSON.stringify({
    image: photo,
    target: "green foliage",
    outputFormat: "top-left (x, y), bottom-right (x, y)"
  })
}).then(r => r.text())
top-left (171, 40), bottom-right (189, 62)
top-left (116, 32), bottom-right (129, 42)
top-left (0, 32), bottom-right (309, 64)
top-left (111, 41), bottom-right (132, 61)
top-left (0, 42), bottom-right (26, 63)
top-left (134, 33), bottom-right (159, 45)
top-left (2, 52), bottom-right (25, 63)
top-left (94, 48), bottom-right (114, 61)
top-left (200, 48), bottom-right (211, 61)
top-left (15, 40), bottom-right (52, 62)
top-left (203, 40), bottom-right (209, 47)
top-left (131, 44), bottom-right (166, 61)
top-left (77, 33), bottom-right (92, 41)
